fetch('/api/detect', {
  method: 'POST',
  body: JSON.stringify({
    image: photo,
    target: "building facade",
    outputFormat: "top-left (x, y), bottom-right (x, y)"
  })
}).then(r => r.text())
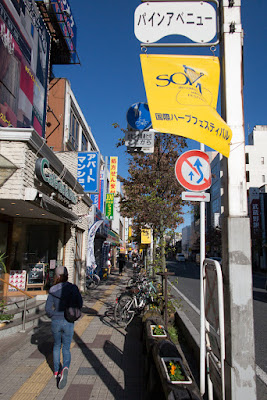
top-left (0, 128), bottom-right (92, 297)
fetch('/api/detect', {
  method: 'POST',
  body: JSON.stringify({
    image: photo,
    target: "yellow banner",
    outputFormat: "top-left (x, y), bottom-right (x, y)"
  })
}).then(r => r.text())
top-left (109, 156), bottom-right (118, 193)
top-left (141, 228), bottom-right (151, 244)
top-left (140, 55), bottom-right (232, 157)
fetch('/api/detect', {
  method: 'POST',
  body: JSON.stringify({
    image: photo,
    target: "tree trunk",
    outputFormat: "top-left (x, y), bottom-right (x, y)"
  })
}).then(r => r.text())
top-left (159, 215), bottom-right (166, 272)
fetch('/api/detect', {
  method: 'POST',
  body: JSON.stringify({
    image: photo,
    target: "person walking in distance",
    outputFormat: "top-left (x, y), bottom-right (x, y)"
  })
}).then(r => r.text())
top-left (45, 266), bottom-right (83, 389)
top-left (118, 253), bottom-right (125, 276)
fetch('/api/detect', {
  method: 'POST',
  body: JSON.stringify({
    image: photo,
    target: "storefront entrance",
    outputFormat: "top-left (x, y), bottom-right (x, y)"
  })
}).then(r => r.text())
top-left (3, 218), bottom-right (63, 296)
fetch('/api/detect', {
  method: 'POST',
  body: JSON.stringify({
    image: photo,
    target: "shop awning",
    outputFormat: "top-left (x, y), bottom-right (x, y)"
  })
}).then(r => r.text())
top-left (106, 230), bottom-right (120, 246)
top-left (40, 194), bottom-right (79, 222)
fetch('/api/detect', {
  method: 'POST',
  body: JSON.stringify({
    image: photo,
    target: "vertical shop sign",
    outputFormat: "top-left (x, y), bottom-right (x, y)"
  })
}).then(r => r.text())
top-left (90, 193), bottom-right (99, 207)
top-left (50, 0), bottom-right (77, 62)
top-left (105, 193), bottom-right (114, 220)
top-left (0, 0), bottom-right (50, 137)
top-left (77, 152), bottom-right (100, 193)
top-left (250, 199), bottom-right (261, 234)
top-left (141, 228), bottom-right (152, 244)
top-left (109, 156), bottom-right (118, 193)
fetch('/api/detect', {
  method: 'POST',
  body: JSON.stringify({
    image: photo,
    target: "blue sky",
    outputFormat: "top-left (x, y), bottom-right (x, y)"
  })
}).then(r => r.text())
top-left (54, 1), bottom-right (267, 231)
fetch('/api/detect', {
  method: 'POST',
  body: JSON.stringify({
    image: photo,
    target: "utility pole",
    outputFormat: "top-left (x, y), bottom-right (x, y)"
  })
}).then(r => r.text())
top-left (220, 1), bottom-right (256, 398)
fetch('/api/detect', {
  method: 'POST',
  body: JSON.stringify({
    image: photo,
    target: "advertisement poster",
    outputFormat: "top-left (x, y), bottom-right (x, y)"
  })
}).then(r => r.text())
top-left (140, 54), bottom-right (232, 157)
top-left (8, 269), bottom-right (26, 291)
top-left (0, 0), bottom-right (50, 137)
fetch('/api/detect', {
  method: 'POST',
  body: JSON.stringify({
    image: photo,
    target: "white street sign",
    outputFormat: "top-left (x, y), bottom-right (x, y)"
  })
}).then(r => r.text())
top-left (125, 130), bottom-right (155, 148)
top-left (182, 191), bottom-right (210, 202)
top-left (134, 2), bottom-right (217, 44)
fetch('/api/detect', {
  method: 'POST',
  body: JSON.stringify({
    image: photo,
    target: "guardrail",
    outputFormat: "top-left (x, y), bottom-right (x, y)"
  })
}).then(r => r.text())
top-left (0, 278), bottom-right (34, 332)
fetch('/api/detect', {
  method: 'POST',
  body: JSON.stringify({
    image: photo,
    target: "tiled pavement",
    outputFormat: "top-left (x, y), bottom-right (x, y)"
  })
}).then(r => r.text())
top-left (0, 267), bottom-right (146, 400)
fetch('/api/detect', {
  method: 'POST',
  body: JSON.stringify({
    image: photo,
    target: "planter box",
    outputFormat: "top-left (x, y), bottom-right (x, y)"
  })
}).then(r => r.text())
top-left (161, 357), bottom-right (192, 384)
top-left (150, 325), bottom-right (167, 338)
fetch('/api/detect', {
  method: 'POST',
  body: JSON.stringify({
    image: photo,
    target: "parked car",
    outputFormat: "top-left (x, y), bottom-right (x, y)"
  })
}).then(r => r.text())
top-left (176, 253), bottom-right (186, 262)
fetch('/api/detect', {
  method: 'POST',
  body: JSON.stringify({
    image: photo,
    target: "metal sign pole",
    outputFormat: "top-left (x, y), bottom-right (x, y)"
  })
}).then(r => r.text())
top-left (199, 142), bottom-right (206, 396)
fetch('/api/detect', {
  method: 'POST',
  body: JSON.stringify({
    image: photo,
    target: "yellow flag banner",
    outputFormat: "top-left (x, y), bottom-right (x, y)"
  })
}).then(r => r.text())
top-left (140, 54), bottom-right (232, 157)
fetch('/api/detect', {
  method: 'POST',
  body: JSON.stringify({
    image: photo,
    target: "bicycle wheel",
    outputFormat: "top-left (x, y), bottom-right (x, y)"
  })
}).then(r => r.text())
top-left (114, 294), bottom-right (135, 327)
top-left (86, 277), bottom-right (93, 289)
top-left (92, 274), bottom-right (100, 289)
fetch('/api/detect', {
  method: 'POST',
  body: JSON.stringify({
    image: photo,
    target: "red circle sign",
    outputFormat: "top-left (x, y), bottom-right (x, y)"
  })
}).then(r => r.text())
top-left (175, 150), bottom-right (211, 192)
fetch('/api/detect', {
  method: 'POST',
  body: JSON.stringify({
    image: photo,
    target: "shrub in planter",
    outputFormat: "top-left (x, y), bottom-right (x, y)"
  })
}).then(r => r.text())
top-left (0, 299), bottom-right (14, 323)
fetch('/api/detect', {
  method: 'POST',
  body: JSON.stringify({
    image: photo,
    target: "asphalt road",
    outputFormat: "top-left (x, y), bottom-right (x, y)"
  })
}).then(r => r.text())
top-left (166, 259), bottom-right (267, 394)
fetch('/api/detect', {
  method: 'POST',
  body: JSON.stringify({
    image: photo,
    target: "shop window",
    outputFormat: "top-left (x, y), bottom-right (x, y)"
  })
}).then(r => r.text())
top-left (69, 109), bottom-right (79, 150)
top-left (26, 224), bottom-right (59, 264)
top-left (81, 132), bottom-right (88, 151)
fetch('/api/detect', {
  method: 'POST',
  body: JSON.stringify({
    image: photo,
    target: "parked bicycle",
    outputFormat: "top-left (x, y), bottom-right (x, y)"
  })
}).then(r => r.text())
top-left (114, 277), bottom-right (158, 327)
top-left (86, 267), bottom-right (100, 289)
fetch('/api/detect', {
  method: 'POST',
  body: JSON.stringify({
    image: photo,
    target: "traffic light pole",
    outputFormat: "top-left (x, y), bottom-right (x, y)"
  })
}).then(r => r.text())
top-left (220, 1), bottom-right (256, 398)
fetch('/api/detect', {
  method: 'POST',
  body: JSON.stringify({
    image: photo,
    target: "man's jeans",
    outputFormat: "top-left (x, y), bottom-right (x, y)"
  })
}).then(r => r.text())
top-left (51, 319), bottom-right (74, 372)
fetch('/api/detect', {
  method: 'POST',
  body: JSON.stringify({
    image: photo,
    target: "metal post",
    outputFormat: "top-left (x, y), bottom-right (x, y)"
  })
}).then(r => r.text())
top-left (20, 297), bottom-right (27, 333)
top-left (220, 1), bottom-right (256, 398)
top-left (199, 142), bottom-right (206, 395)
top-left (164, 270), bottom-right (168, 328)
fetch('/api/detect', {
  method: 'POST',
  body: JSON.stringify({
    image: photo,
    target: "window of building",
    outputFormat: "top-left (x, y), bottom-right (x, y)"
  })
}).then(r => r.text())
top-left (245, 153), bottom-right (249, 164)
top-left (246, 171), bottom-right (250, 182)
top-left (81, 132), bottom-right (88, 151)
top-left (69, 109), bottom-right (79, 150)
top-left (263, 175), bottom-right (265, 183)
top-left (261, 157), bottom-right (264, 165)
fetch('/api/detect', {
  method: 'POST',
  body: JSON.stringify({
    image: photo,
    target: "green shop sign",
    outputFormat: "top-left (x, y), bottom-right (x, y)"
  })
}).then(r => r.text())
top-left (35, 158), bottom-right (77, 205)
top-left (105, 193), bottom-right (114, 220)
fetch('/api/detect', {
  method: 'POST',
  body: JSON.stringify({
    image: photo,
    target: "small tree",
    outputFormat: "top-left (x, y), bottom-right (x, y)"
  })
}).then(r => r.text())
top-left (114, 127), bottom-right (187, 272)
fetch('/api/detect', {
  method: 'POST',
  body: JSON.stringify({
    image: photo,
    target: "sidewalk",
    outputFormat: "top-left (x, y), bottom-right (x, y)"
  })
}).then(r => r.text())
top-left (0, 267), bottom-right (146, 400)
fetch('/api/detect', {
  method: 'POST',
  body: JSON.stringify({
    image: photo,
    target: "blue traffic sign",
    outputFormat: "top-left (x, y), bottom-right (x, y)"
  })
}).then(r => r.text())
top-left (126, 102), bottom-right (152, 131)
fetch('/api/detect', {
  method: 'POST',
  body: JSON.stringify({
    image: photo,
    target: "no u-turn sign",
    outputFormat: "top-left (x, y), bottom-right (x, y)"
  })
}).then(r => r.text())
top-left (175, 150), bottom-right (211, 192)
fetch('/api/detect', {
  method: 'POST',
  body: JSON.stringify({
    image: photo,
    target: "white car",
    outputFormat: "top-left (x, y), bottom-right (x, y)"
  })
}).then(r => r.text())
top-left (176, 253), bottom-right (186, 262)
